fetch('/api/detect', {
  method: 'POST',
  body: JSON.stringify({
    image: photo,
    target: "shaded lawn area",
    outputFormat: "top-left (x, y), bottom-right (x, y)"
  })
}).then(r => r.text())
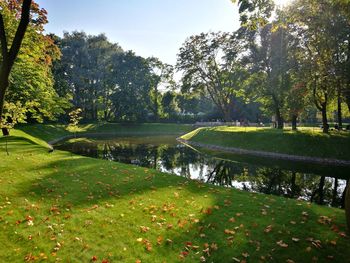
top-left (182, 127), bottom-right (350, 161)
top-left (16, 123), bottom-right (194, 143)
top-left (0, 134), bottom-right (349, 262)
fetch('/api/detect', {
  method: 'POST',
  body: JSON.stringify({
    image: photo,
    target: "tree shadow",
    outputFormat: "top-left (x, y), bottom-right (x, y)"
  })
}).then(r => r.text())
top-left (13, 151), bottom-right (350, 262)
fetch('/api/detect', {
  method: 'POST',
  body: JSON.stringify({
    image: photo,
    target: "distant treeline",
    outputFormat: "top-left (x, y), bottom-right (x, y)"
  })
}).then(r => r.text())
top-left (1, 0), bottom-right (350, 131)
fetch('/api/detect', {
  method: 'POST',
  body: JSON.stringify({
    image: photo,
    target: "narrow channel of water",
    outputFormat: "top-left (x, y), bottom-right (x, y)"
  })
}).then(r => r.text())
top-left (55, 135), bottom-right (349, 208)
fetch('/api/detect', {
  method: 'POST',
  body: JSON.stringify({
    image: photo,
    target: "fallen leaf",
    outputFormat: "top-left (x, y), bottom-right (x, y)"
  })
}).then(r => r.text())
top-left (276, 240), bottom-right (288, 248)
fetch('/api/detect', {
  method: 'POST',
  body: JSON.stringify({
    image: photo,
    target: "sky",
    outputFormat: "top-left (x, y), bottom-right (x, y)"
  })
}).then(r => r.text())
top-left (36, 0), bottom-right (291, 65)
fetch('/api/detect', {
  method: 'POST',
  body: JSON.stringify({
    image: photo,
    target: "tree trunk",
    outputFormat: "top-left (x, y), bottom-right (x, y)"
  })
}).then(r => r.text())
top-left (0, 0), bottom-right (32, 133)
top-left (290, 172), bottom-right (297, 198)
top-left (318, 175), bottom-right (325, 205)
top-left (331, 178), bottom-right (338, 207)
top-left (276, 108), bottom-right (284, 129)
top-left (154, 87), bottom-right (159, 122)
top-left (321, 105), bottom-right (329, 133)
top-left (222, 107), bottom-right (231, 122)
top-left (345, 179), bottom-right (350, 232)
top-left (0, 77), bottom-right (9, 136)
top-left (337, 87), bottom-right (342, 129)
top-left (291, 115), bottom-right (297, 131)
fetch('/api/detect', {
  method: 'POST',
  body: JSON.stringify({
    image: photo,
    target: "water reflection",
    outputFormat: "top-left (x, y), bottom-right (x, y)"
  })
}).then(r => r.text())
top-left (55, 136), bottom-right (349, 208)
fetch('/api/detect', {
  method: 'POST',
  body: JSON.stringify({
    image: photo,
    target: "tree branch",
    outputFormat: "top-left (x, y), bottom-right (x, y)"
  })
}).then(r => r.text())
top-left (8, 0), bottom-right (32, 68)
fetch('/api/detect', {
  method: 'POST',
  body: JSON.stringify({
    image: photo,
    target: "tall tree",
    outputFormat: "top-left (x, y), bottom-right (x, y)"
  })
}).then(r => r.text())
top-left (147, 57), bottom-right (174, 121)
top-left (177, 32), bottom-right (248, 122)
top-left (231, 0), bottom-right (274, 29)
top-left (0, 0), bottom-right (32, 135)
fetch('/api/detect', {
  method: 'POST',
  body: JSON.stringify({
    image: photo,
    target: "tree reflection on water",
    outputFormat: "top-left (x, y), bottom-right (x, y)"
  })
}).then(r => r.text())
top-left (56, 137), bottom-right (349, 208)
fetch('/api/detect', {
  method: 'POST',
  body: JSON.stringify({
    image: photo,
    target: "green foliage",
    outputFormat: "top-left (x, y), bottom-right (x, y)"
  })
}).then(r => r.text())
top-left (68, 108), bottom-right (83, 135)
top-left (0, 0), bottom-right (70, 125)
top-left (177, 31), bottom-right (254, 122)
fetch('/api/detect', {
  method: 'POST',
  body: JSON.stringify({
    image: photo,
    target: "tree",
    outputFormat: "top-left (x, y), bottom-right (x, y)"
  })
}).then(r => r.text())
top-left (0, 0), bottom-right (32, 135)
top-left (244, 22), bottom-right (293, 129)
top-left (346, 181), bottom-right (350, 232)
top-left (52, 32), bottom-right (127, 121)
top-left (231, 0), bottom-right (274, 29)
top-left (110, 51), bottom-right (153, 121)
top-left (68, 108), bottom-right (82, 137)
top-left (177, 32), bottom-right (248, 122)
top-left (147, 57), bottom-right (174, 121)
top-left (285, 0), bottom-right (349, 133)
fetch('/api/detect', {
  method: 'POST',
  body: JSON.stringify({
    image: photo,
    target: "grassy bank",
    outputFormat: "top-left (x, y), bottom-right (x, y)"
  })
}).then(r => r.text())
top-left (0, 127), bottom-right (349, 262)
top-left (182, 127), bottom-right (350, 161)
top-left (15, 123), bottom-right (193, 143)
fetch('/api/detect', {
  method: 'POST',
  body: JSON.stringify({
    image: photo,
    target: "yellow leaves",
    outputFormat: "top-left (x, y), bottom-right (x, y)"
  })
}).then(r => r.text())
top-left (224, 199), bottom-right (232, 206)
top-left (157, 236), bottom-right (163, 245)
top-left (292, 237), bottom-right (300, 242)
top-left (264, 225), bottom-right (273, 233)
top-left (301, 211), bottom-right (309, 220)
top-left (177, 219), bottom-right (188, 228)
top-left (318, 215), bottom-right (332, 225)
top-left (25, 215), bottom-right (34, 226)
top-left (201, 207), bottom-right (212, 215)
top-left (224, 229), bottom-right (235, 235)
top-left (104, 203), bottom-right (114, 208)
top-left (137, 238), bottom-right (152, 252)
top-left (174, 192), bottom-right (179, 198)
top-left (140, 226), bottom-right (150, 233)
top-left (210, 243), bottom-right (218, 251)
top-left (276, 240), bottom-right (288, 248)
top-left (329, 240), bottom-right (337, 246)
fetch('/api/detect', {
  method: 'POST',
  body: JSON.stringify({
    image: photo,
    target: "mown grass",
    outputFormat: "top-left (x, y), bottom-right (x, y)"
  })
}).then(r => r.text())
top-left (0, 127), bottom-right (349, 262)
top-left (16, 123), bottom-right (193, 143)
top-left (182, 126), bottom-right (350, 160)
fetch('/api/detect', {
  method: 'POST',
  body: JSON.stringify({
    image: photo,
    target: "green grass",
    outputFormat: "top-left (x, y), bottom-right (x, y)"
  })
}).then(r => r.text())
top-left (16, 123), bottom-right (193, 142)
top-left (0, 127), bottom-right (349, 262)
top-left (182, 126), bottom-right (350, 160)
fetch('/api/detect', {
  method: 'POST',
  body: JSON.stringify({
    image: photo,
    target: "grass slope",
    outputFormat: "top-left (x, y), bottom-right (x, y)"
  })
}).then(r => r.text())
top-left (182, 127), bottom-right (350, 161)
top-left (17, 123), bottom-right (193, 143)
top-left (0, 128), bottom-right (349, 262)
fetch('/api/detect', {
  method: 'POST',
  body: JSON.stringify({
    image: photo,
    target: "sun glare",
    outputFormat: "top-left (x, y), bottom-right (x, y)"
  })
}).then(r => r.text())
top-left (274, 0), bottom-right (293, 7)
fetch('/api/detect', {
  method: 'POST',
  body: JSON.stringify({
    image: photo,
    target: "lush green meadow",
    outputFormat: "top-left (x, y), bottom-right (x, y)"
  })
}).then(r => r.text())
top-left (0, 125), bottom-right (349, 262)
top-left (182, 126), bottom-right (350, 161)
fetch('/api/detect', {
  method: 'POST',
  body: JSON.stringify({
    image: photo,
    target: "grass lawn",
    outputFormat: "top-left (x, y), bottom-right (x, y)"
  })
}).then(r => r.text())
top-left (17, 123), bottom-right (193, 143)
top-left (182, 126), bottom-right (350, 161)
top-left (0, 126), bottom-right (349, 262)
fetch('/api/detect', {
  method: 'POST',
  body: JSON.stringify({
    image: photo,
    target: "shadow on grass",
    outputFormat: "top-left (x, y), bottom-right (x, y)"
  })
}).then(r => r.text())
top-left (14, 151), bottom-right (350, 262)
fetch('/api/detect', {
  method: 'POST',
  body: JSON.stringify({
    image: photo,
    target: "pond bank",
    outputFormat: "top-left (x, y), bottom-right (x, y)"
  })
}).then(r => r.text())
top-left (180, 126), bottom-right (350, 163)
top-left (177, 138), bottom-right (350, 166)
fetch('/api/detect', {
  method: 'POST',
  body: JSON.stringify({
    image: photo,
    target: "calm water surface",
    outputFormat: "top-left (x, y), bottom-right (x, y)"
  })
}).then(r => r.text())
top-left (55, 135), bottom-right (349, 208)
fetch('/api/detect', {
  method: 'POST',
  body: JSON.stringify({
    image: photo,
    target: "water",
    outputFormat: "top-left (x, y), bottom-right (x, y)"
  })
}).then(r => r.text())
top-left (55, 135), bottom-right (349, 208)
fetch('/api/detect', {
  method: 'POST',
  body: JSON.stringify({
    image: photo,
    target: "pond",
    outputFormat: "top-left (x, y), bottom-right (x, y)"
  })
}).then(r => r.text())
top-left (55, 135), bottom-right (350, 208)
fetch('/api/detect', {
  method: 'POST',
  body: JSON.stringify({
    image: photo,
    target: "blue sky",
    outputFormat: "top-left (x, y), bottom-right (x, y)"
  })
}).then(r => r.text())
top-left (36, 0), bottom-right (289, 65)
top-left (35, 0), bottom-right (241, 65)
